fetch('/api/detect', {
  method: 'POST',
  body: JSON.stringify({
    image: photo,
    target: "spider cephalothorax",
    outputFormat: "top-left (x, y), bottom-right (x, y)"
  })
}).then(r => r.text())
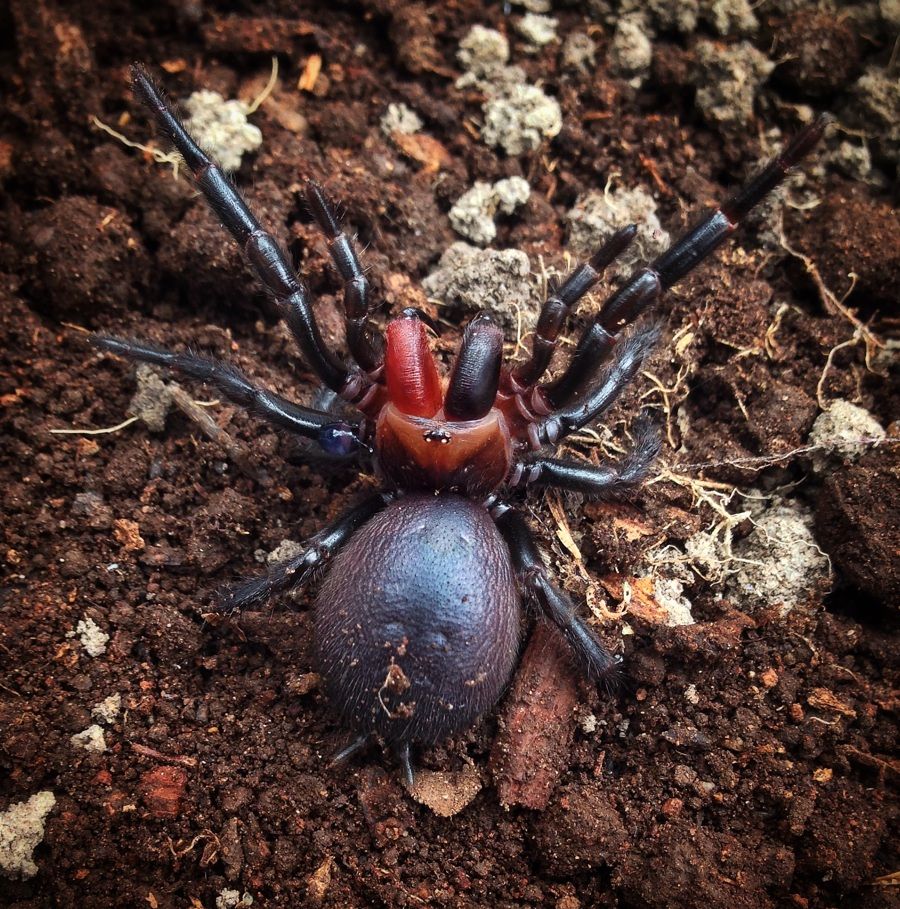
top-left (95, 64), bottom-right (828, 783)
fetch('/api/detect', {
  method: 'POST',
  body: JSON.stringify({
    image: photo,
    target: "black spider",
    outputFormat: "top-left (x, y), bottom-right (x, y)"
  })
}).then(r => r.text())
top-left (94, 64), bottom-right (828, 784)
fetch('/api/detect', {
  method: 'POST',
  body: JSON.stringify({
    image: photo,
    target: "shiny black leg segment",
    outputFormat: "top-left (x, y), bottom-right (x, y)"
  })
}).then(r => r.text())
top-left (304, 181), bottom-right (383, 374)
top-left (394, 741), bottom-right (415, 788)
top-left (130, 64), bottom-right (357, 397)
top-left (444, 312), bottom-right (504, 421)
top-left (216, 492), bottom-right (392, 613)
top-left (93, 335), bottom-right (367, 455)
top-left (511, 226), bottom-right (637, 391)
top-left (510, 416), bottom-right (660, 496)
top-left (543, 115), bottom-right (830, 407)
top-left (330, 734), bottom-right (372, 767)
top-left (495, 507), bottom-right (619, 686)
top-left (530, 324), bottom-right (660, 449)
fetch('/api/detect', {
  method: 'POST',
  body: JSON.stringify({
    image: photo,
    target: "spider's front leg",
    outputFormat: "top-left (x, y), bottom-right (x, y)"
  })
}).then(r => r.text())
top-left (507, 225), bottom-right (637, 392)
top-left (540, 115), bottom-right (831, 411)
top-left (130, 65), bottom-right (370, 404)
top-left (303, 181), bottom-right (383, 376)
top-left (92, 336), bottom-right (369, 457)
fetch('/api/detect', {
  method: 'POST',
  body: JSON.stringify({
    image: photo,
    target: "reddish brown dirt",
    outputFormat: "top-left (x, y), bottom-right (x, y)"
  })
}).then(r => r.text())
top-left (1, 3), bottom-right (897, 908)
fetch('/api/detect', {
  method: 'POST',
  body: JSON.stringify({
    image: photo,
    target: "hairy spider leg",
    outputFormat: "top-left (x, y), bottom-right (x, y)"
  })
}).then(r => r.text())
top-left (542, 114), bottom-right (832, 410)
top-left (92, 336), bottom-right (368, 456)
top-left (394, 742), bottom-right (416, 789)
top-left (303, 181), bottom-right (383, 375)
top-left (508, 414), bottom-right (661, 497)
top-left (217, 492), bottom-right (392, 612)
top-left (507, 225), bottom-right (637, 392)
top-left (330, 734), bottom-right (372, 767)
top-left (528, 323), bottom-right (660, 449)
top-left (130, 64), bottom-right (371, 404)
top-left (444, 312), bottom-right (504, 421)
top-left (494, 507), bottom-right (619, 688)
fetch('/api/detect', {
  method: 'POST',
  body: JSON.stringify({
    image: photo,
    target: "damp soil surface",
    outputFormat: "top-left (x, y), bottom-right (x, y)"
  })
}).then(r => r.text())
top-left (1, 2), bottom-right (898, 908)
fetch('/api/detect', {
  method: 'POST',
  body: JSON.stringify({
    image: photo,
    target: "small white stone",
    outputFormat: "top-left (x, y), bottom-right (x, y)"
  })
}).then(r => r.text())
top-left (567, 186), bottom-right (670, 269)
top-left (71, 724), bottom-right (107, 753)
top-left (561, 32), bottom-right (597, 74)
top-left (449, 182), bottom-right (500, 246)
top-left (449, 177), bottom-right (531, 246)
top-left (0, 791), bottom-right (56, 880)
top-left (494, 176), bottom-right (531, 214)
top-left (482, 83), bottom-right (563, 155)
top-left (182, 90), bottom-right (263, 172)
top-left (609, 14), bottom-right (653, 79)
top-left (701, 0), bottom-right (759, 36)
top-left (515, 13), bottom-right (559, 50)
top-left (684, 684), bottom-right (700, 705)
top-left (266, 539), bottom-right (306, 565)
top-left (216, 889), bottom-right (254, 909)
top-left (380, 102), bottom-right (423, 137)
top-left (75, 617), bottom-right (109, 658)
top-left (694, 40), bottom-right (774, 131)
top-left (726, 502), bottom-right (831, 616)
top-left (91, 693), bottom-right (122, 725)
top-left (653, 577), bottom-right (695, 626)
top-left (457, 25), bottom-right (510, 78)
top-left (808, 400), bottom-right (885, 474)
top-left (423, 242), bottom-right (539, 334)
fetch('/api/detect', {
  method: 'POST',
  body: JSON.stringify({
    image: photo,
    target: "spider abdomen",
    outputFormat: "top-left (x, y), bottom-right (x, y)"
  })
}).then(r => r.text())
top-left (315, 494), bottom-right (522, 746)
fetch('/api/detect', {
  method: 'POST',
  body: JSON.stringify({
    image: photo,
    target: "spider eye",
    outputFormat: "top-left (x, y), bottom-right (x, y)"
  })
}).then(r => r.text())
top-left (318, 422), bottom-right (363, 456)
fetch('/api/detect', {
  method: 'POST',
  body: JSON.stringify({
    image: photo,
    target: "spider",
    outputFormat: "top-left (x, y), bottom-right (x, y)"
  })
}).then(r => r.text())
top-left (95, 64), bottom-right (828, 785)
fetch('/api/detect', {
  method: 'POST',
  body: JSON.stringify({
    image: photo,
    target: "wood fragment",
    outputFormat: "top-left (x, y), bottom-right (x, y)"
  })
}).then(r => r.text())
top-left (297, 54), bottom-right (322, 92)
top-left (490, 623), bottom-right (579, 810)
top-left (168, 382), bottom-right (263, 482)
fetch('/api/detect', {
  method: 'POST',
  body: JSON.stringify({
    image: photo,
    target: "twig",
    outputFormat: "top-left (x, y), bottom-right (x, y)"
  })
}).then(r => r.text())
top-left (167, 383), bottom-right (263, 482)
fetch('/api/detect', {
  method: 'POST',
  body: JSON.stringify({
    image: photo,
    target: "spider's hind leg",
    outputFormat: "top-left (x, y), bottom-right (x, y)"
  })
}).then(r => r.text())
top-left (494, 506), bottom-right (620, 688)
top-left (216, 492), bottom-right (392, 613)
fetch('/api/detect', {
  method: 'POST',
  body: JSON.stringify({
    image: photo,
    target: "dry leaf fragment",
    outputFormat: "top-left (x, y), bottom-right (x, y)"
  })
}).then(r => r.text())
top-left (298, 54), bottom-right (322, 92)
top-left (408, 768), bottom-right (482, 817)
top-left (391, 132), bottom-right (453, 174)
top-left (807, 687), bottom-right (857, 718)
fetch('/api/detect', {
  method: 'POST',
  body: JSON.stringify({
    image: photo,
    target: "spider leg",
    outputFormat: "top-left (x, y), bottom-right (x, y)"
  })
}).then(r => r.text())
top-left (494, 506), bottom-right (619, 686)
top-left (393, 741), bottom-right (416, 789)
top-left (528, 323), bottom-right (660, 449)
top-left (130, 64), bottom-right (368, 403)
top-left (509, 416), bottom-right (660, 496)
top-left (541, 115), bottom-right (831, 409)
top-left (217, 492), bottom-right (393, 612)
top-left (304, 181), bottom-right (383, 375)
top-left (93, 335), bottom-right (369, 456)
top-left (508, 225), bottom-right (637, 391)
top-left (330, 734), bottom-right (372, 766)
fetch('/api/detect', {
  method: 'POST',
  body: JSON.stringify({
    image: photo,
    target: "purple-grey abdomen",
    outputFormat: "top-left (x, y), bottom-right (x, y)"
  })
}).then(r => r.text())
top-left (314, 494), bottom-right (522, 746)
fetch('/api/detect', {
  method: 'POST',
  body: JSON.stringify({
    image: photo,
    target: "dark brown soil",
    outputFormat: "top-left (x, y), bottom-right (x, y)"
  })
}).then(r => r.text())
top-left (1, 2), bottom-right (897, 908)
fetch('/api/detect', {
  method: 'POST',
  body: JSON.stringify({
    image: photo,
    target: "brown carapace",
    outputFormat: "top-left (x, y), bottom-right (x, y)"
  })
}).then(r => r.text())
top-left (93, 63), bottom-right (829, 784)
